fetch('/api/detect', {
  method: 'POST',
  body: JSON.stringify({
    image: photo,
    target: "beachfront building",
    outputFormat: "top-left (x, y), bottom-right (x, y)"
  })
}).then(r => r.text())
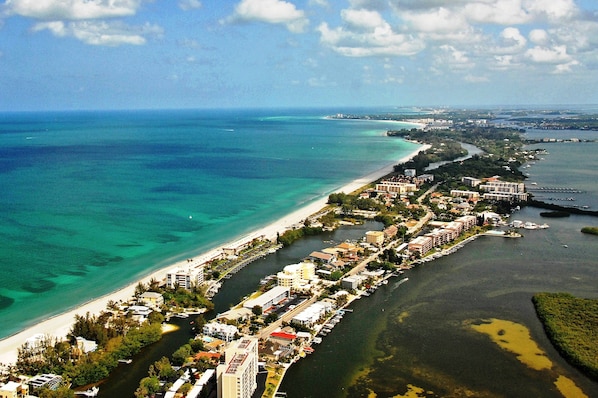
top-left (366, 231), bottom-right (385, 246)
top-left (203, 322), bottom-right (239, 342)
top-left (139, 291), bottom-right (164, 309)
top-left (166, 266), bottom-right (204, 290)
top-left (0, 381), bottom-right (29, 398)
top-left (375, 180), bottom-right (417, 195)
top-left (277, 261), bottom-right (315, 289)
top-left (242, 286), bottom-right (290, 313)
top-left (217, 338), bottom-right (259, 398)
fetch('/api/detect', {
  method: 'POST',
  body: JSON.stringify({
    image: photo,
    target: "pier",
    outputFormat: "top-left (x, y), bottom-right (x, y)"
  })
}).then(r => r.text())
top-left (527, 186), bottom-right (583, 194)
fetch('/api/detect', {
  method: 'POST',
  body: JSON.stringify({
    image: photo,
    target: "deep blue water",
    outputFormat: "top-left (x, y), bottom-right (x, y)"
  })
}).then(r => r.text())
top-left (0, 108), bottom-right (420, 339)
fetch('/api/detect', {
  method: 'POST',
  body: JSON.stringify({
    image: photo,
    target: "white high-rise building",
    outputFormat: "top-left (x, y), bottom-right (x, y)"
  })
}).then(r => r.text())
top-left (166, 266), bottom-right (204, 290)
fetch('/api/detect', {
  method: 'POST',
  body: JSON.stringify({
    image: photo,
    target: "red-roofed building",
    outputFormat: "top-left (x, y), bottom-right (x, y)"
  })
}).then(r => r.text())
top-left (269, 331), bottom-right (297, 346)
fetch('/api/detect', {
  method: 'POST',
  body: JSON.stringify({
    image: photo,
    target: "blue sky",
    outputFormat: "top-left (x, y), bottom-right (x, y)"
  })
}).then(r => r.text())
top-left (1, 0), bottom-right (598, 111)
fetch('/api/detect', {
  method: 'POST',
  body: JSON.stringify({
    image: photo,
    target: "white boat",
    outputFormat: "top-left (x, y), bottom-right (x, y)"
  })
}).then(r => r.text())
top-left (75, 386), bottom-right (99, 397)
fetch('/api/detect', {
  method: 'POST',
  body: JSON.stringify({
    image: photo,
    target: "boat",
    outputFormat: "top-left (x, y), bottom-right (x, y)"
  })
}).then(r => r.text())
top-left (118, 359), bottom-right (132, 364)
top-left (75, 387), bottom-right (99, 397)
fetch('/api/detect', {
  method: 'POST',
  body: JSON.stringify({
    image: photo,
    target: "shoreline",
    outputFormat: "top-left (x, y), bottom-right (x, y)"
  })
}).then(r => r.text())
top-left (0, 144), bottom-right (430, 366)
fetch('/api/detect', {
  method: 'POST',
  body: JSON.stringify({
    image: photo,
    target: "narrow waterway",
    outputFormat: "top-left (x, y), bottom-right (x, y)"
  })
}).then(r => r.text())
top-left (99, 221), bottom-right (382, 397)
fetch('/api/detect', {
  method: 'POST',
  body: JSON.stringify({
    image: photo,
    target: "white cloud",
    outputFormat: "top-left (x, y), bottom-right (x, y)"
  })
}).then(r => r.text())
top-left (525, 0), bottom-right (579, 22)
top-left (317, 8), bottom-right (425, 57)
top-left (464, 74), bottom-right (489, 83)
top-left (462, 0), bottom-right (530, 25)
top-left (4, 0), bottom-right (143, 20)
top-left (341, 8), bottom-right (386, 31)
top-left (434, 44), bottom-right (473, 70)
top-left (525, 45), bottom-right (571, 64)
top-left (308, 0), bottom-right (328, 7)
top-left (178, 0), bottom-right (202, 11)
top-left (529, 29), bottom-right (549, 45)
top-left (226, 0), bottom-right (309, 33)
top-left (318, 21), bottom-right (425, 57)
top-left (32, 20), bottom-right (163, 46)
top-left (402, 7), bottom-right (468, 34)
top-left (490, 27), bottom-right (527, 55)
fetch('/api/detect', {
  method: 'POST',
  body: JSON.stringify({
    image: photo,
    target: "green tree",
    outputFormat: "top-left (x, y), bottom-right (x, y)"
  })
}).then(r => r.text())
top-left (264, 312), bottom-right (278, 325)
top-left (135, 376), bottom-right (160, 398)
top-left (252, 305), bottom-right (263, 316)
top-left (37, 386), bottom-right (74, 398)
top-left (172, 344), bottom-right (192, 366)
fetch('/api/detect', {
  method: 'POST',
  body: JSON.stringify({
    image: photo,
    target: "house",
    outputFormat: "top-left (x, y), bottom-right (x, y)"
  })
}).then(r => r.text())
top-left (307, 251), bottom-right (336, 264)
top-left (203, 322), bottom-right (239, 342)
top-left (27, 374), bottom-right (63, 392)
top-left (365, 231), bottom-right (385, 246)
top-left (139, 292), bottom-right (164, 309)
top-left (291, 301), bottom-right (334, 327)
top-left (269, 331), bottom-right (297, 347)
top-left (341, 275), bottom-right (362, 290)
top-left (0, 381), bottom-right (29, 398)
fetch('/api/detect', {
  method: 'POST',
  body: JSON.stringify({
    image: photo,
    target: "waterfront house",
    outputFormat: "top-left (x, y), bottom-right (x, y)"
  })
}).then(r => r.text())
top-left (0, 381), bottom-right (29, 398)
top-left (203, 322), bottom-right (239, 343)
top-left (139, 291), bottom-right (164, 309)
top-left (365, 231), bottom-right (385, 246)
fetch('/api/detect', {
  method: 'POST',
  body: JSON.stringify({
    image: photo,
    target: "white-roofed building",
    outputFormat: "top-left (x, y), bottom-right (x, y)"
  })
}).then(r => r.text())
top-left (291, 301), bottom-right (334, 327)
top-left (203, 322), bottom-right (239, 342)
top-left (166, 265), bottom-right (204, 290)
top-left (0, 381), bottom-right (29, 398)
top-left (242, 286), bottom-right (290, 313)
top-left (277, 261), bottom-right (315, 289)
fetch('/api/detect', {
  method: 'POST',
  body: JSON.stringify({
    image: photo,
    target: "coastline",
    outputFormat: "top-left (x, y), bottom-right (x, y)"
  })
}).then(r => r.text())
top-left (0, 144), bottom-right (430, 366)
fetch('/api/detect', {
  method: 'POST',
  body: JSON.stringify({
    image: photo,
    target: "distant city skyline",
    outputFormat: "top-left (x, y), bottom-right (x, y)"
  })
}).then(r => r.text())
top-left (1, 0), bottom-right (598, 111)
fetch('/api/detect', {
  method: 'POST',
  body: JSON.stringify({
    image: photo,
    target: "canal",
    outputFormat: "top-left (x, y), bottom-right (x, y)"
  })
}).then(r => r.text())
top-left (98, 221), bottom-right (382, 397)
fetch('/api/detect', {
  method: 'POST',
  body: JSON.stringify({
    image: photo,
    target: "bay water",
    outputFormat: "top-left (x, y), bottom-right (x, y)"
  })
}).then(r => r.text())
top-left (280, 129), bottom-right (598, 397)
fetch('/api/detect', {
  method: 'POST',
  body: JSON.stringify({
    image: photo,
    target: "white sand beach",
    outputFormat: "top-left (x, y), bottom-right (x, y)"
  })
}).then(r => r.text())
top-left (0, 145), bottom-right (429, 366)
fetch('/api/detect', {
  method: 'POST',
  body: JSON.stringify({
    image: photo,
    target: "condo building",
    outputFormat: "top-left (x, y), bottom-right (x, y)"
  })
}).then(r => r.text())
top-left (217, 338), bottom-right (258, 398)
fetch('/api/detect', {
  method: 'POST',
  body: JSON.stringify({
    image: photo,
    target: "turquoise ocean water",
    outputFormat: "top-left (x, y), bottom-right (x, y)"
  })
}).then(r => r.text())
top-left (0, 108), bottom-right (420, 339)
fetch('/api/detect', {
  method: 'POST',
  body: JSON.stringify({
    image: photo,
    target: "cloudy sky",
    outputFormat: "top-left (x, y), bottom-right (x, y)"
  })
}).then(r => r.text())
top-left (1, 0), bottom-right (597, 111)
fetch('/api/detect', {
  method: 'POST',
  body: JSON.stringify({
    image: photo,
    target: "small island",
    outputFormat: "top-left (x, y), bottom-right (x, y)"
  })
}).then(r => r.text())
top-left (581, 226), bottom-right (598, 235)
top-left (532, 292), bottom-right (598, 381)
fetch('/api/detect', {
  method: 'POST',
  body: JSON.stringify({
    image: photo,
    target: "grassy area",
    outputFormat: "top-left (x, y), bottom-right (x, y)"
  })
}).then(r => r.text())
top-left (262, 365), bottom-right (286, 398)
top-left (532, 292), bottom-right (598, 381)
top-left (581, 226), bottom-right (598, 235)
